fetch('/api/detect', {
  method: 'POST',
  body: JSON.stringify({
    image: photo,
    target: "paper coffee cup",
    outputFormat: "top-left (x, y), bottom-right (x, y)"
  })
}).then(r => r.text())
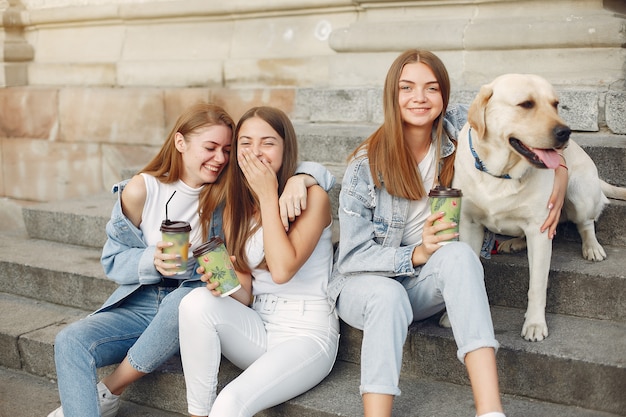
top-left (193, 237), bottom-right (241, 297)
top-left (160, 220), bottom-right (191, 274)
top-left (428, 186), bottom-right (462, 244)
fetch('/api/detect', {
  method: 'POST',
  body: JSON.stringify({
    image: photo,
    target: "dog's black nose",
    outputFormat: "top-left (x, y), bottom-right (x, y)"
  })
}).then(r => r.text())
top-left (554, 125), bottom-right (571, 144)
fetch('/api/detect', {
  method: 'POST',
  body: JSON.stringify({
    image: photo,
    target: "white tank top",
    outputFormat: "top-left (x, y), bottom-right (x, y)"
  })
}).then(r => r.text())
top-left (246, 223), bottom-right (333, 300)
top-left (139, 173), bottom-right (203, 255)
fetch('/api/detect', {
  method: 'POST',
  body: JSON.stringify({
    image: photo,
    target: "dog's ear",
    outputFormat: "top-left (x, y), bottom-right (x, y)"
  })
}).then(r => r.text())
top-left (468, 84), bottom-right (493, 139)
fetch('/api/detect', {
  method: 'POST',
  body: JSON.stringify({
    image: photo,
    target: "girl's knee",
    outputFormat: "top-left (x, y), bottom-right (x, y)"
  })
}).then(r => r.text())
top-left (54, 326), bottom-right (72, 354)
top-left (440, 241), bottom-right (478, 261)
top-left (178, 287), bottom-right (222, 322)
top-left (55, 322), bottom-right (83, 350)
top-left (211, 386), bottom-right (248, 416)
top-left (437, 243), bottom-right (483, 277)
top-left (178, 287), bottom-right (208, 316)
top-left (365, 279), bottom-right (412, 322)
top-left (53, 322), bottom-right (94, 361)
top-left (371, 277), bottom-right (406, 298)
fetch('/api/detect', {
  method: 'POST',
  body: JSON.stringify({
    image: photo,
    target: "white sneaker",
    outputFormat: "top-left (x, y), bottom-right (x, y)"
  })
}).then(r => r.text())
top-left (97, 381), bottom-right (120, 417)
top-left (46, 381), bottom-right (120, 417)
top-left (46, 406), bottom-right (63, 417)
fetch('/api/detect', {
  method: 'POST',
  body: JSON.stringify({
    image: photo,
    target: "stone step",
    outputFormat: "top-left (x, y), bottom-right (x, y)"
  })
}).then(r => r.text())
top-left (483, 240), bottom-right (626, 322)
top-left (22, 192), bottom-right (115, 249)
top-left (295, 126), bottom-right (626, 188)
top-left (19, 182), bottom-right (626, 252)
top-left (0, 233), bottom-right (115, 311)
top-left (1, 232), bottom-right (623, 322)
top-left (292, 87), bottom-right (625, 136)
top-left (548, 132), bottom-right (626, 188)
top-left (1, 292), bottom-right (622, 416)
top-left (338, 307), bottom-right (626, 415)
top-left (4, 364), bottom-right (621, 417)
top-left (0, 366), bottom-right (185, 417)
top-left (559, 198), bottom-right (626, 248)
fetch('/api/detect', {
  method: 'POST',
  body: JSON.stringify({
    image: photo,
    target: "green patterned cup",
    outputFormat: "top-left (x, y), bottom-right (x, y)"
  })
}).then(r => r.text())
top-left (193, 237), bottom-right (241, 297)
top-left (160, 220), bottom-right (191, 274)
top-left (428, 186), bottom-right (462, 244)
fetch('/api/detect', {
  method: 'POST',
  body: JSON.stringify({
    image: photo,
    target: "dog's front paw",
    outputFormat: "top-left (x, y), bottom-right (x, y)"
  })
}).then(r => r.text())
top-left (582, 242), bottom-right (607, 261)
top-left (521, 319), bottom-right (548, 342)
top-left (497, 237), bottom-right (527, 253)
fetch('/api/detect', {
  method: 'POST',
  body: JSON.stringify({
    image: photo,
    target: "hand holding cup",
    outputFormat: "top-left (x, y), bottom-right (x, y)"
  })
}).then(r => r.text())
top-left (428, 186), bottom-right (462, 245)
top-left (194, 237), bottom-right (241, 297)
top-left (154, 240), bottom-right (182, 276)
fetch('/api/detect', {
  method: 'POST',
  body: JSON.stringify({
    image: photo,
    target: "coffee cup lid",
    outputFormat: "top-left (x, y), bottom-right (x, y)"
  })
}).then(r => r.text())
top-left (160, 220), bottom-right (191, 233)
top-left (193, 236), bottom-right (224, 258)
top-left (428, 185), bottom-right (462, 197)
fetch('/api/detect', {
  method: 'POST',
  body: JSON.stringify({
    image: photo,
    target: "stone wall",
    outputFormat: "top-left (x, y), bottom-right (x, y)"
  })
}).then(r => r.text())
top-left (0, 0), bottom-right (624, 204)
top-left (0, 86), bottom-right (301, 201)
top-left (3, 0), bottom-right (622, 89)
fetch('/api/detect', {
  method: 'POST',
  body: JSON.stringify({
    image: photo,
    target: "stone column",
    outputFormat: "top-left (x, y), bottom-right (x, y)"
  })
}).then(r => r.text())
top-left (0, 0), bottom-right (33, 86)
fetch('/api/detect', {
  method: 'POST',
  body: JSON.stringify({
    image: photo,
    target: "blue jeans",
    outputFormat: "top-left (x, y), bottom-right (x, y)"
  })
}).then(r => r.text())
top-left (53, 282), bottom-right (203, 417)
top-left (335, 242), bottom-right (499, 396)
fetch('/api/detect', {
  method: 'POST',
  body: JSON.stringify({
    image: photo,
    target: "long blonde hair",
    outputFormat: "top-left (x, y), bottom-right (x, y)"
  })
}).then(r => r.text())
top-left (350, 49), bottom-right (454, 199)
top-left (224, 106), bottom-right (298, 272)
top-left (140, 102), bottom-right (235, 239)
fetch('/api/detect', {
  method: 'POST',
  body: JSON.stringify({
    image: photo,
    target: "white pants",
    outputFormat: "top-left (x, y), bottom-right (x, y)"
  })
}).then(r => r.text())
top-left (179, 288), bottom-right (340, 417)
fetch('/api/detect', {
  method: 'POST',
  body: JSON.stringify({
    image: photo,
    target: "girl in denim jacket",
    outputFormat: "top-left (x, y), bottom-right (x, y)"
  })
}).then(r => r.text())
top-left (48, 102), bottom-right (334, 417)
top-left (329, 50), bottom-right (567, 417)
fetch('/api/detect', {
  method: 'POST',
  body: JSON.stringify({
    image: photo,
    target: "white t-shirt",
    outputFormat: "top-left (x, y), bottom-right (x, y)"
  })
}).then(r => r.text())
top-left (139, 173), bottom-right (203, 255)
top-left (401, 143), bottom-right (437, 246)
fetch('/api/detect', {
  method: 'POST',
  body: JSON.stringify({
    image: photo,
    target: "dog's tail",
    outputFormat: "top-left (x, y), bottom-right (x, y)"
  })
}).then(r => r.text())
top-left (601, 180), bottom-right (626, 201)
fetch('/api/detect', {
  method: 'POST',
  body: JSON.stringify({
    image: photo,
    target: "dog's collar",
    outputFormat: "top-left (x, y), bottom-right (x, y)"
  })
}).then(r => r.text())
top-left (468, 128), bottom-right (512, 179)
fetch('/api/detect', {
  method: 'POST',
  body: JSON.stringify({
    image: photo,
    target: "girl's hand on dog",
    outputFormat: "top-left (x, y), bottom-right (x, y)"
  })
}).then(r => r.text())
top-left (541, 164), bottom-right (568, 238)
top-left (412, 211), bottom-right (457, 266)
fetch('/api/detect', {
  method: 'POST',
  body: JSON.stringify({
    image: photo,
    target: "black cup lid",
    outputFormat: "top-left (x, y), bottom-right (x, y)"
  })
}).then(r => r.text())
top-left (428, 185), bottom-right (462, 197)
top-left (160, 220), bottom-right (191, 233)
top-left (193, 236), bottom-right (224, 258)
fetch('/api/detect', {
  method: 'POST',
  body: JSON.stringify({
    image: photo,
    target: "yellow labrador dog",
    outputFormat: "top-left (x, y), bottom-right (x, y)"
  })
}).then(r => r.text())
top-left (452, 74), bottom-right (626, 342)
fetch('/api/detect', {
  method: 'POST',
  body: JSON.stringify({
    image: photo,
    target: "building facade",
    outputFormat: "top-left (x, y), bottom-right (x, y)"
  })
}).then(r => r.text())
top-left (0, 0), bottom-right (624, 203)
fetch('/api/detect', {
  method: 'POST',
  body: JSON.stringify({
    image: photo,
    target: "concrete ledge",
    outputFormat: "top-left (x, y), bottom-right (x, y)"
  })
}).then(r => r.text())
top-left (573, 132), bottom-right (626, 186)
top-left (22, 193), bottom-right (114, 248)
top-left (606, 91), bottom-right (626, 134)
top-left (484, 241), bottom-right (626, 321)
top-left (0, 292), bottom-right (86, 373)
top-left (0, 235), bottom-right (114, 311)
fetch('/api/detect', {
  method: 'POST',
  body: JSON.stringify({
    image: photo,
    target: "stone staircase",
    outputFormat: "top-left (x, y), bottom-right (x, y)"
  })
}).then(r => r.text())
top-left (1, 119), bottom-right (625, 416)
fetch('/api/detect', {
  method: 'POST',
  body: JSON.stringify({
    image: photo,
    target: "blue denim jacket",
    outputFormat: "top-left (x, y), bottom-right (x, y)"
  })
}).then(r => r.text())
top-left (96, 161), bottom-right (336, 314)
top-left (95, 180), bottom-right (222, 314)
top-left (328, 104), bottom-right (468, 306)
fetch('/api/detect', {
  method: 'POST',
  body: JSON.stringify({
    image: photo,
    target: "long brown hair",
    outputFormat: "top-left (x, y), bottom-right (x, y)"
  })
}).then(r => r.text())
top-left (224, 106), bottom-right (298, 272)
top-left (350, 49), bottom-right (454, 199)
top-left (140, 102), bottom-right (235, 239)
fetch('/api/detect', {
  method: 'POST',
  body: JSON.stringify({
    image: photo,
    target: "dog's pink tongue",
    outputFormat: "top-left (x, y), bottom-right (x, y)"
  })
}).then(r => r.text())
top-left (532, 148), bottom-right (561, 169)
